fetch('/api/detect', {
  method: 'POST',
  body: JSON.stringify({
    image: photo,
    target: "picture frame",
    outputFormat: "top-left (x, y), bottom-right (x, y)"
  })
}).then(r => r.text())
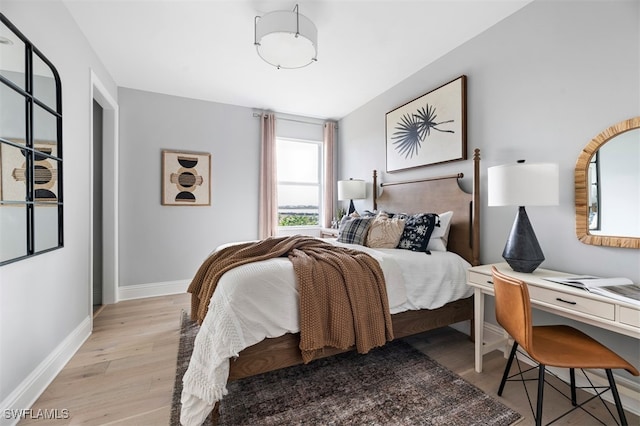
top-left (161, 149), bottom-right (211, 206)
top-left (1, 139), bottom-right (59, 203)
top-left (385, 75), bottom-right (466, 172)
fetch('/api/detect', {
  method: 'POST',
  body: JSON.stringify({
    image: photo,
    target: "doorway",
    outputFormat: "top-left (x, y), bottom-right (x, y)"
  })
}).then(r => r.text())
top-left (90, 71), bottom-right (118, 325)
top-left (92, 100), bottom-right (103, 314)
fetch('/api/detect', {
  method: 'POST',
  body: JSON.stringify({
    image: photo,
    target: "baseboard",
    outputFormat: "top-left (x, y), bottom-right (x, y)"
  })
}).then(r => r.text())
top-left (450, 319), bottom-right (505, 346)
top-left (0, 316), bottom-right (91, 426)
top-left (484, 323), bottom-right (640, 418)
top-left (117, 279), bottom-right (189, 301)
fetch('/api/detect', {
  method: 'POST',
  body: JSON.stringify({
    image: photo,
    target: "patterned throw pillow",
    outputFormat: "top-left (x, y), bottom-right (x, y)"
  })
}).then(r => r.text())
top-left (338, 212), bottom-right (360, 228)
top-left (337, 217), bottom-right (372, 245)
top-left (396, 213), bottom-right (439, 252)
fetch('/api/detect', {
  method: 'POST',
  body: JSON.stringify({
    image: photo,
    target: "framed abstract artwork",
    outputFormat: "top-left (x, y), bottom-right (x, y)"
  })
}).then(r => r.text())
top-left (385, 75), bottom-right (467, 172)
top-left (161, 150), bottom-right (211, 206)
top-left (0, 139), bottom-right (59, 202)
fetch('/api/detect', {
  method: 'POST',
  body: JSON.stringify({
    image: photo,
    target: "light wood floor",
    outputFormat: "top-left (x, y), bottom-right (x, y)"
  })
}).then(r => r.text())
top-left (21, 294), bottom-right (638, 425)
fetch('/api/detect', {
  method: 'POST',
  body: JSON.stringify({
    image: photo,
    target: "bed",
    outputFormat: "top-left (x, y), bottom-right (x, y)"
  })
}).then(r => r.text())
top-left (180, 149), bottom-right (481, 425)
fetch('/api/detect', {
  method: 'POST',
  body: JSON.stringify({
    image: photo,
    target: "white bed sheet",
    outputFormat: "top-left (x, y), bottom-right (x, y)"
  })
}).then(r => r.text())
top-left (180, 239), bottom-right (472, 426)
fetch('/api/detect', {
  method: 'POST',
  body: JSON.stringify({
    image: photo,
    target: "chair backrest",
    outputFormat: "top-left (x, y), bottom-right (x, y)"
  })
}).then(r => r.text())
top-left (491, 266), bottom-right (534, 353)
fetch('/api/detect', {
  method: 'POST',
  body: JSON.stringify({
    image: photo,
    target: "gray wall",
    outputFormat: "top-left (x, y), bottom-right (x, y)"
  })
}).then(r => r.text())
top-left (117, 88), bottom-right (260, 286)
top-left (115, 96), bottom-right (333, 286)
top-left (0, 0), bottom-right (117, 406)
top-left (339, 0), bottom-right (640, 380)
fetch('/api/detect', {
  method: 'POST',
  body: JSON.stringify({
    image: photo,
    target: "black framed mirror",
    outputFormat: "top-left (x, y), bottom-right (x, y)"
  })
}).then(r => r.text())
top-left (0, 13), bottom-right (63, 265)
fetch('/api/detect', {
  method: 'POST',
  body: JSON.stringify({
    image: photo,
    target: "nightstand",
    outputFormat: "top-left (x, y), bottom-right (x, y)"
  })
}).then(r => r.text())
top-left (319, 227), bottom-right (339, 238)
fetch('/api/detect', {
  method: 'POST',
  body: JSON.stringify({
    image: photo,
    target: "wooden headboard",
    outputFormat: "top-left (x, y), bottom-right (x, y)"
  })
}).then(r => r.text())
top-left (373, 149), bottom-right (480, 266)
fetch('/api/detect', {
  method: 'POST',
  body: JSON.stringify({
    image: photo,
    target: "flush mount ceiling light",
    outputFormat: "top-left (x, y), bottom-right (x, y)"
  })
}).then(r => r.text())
top-left (254, 4), bottom-right (317, 70)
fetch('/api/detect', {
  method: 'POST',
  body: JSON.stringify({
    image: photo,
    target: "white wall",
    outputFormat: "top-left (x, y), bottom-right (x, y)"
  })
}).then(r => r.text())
top-left (0, 0), bottom-right (117, 416)
top-left (338, 0), bottom-right (640, 380)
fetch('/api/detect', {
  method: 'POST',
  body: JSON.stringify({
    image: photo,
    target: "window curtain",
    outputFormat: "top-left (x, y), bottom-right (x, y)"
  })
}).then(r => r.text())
top-left (259, 113), bottom-right (277, 239)
top-left (323, 121), bottom-right (337, 228)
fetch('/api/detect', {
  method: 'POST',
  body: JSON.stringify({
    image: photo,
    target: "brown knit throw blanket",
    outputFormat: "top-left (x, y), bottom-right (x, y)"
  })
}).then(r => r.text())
top-left (187, 235), bottom-right (394, 363)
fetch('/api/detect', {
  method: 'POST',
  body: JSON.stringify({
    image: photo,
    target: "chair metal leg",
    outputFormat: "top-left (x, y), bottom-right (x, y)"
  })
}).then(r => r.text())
top-left (498, 342), bottom-right (518, 396)
top-left (535, 364), bottom-right (545, 426)
top-left (606, 369), bottom-right (628, 425)
top-left (570, 368), bottom-right (576, 406)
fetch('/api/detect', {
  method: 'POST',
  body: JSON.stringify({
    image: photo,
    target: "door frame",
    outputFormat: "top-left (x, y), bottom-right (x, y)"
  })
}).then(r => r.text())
top-left (89, 70), bottom-right (119, 325)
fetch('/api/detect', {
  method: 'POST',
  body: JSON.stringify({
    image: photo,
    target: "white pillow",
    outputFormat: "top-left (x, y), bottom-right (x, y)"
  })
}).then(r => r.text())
top-left (426, 211), bottom-right (453, 252)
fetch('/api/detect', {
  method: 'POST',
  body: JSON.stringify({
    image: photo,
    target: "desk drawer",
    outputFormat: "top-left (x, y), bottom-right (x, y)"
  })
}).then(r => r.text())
top-left (528, 286), bottom-right (615, 321)
top-left (468, 271), bottom-right (492, 287)
top-left (620, 306), bottom-right (640, 328)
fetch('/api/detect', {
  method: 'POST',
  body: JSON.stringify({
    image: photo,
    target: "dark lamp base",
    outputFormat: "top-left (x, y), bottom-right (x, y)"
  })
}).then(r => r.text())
top-left (502, 206), bottom-right (545, 273)
top-left (504, 257), bottom-right (544, 274)
top-left (347, 200), bottom-right (356, 215)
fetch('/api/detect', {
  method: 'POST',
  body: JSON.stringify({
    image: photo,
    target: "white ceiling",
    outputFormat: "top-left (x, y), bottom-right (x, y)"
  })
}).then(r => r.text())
top-left (63, 0), bottom-right (533, 120)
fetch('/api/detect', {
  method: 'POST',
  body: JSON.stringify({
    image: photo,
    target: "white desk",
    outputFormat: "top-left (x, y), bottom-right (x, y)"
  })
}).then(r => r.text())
top-left (467, 263), bottom-right (640, 373)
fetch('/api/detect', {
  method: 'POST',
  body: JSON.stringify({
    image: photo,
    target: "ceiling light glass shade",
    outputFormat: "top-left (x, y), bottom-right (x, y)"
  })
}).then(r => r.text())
top-left (254, 7), bottom-right (318, 69)
top-left (488, 162), bottom-right (559, 207)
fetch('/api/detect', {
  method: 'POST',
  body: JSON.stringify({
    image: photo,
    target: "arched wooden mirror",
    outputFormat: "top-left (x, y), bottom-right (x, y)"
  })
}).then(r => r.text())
top-left (575, 117), bottom-right (640, 248)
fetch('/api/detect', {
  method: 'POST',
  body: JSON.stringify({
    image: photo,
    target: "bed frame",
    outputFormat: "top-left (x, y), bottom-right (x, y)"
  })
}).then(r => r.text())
top-left (211, 149), bottom-right (481, 421)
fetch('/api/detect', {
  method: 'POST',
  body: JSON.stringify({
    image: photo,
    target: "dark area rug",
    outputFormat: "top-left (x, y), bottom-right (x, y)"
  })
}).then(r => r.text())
top-left (171, 310), bottom-right (204, 425)
top-left (172, 311), bottom-right (522, 425)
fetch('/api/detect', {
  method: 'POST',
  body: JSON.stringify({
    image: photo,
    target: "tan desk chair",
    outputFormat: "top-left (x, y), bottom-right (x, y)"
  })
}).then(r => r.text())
top-left (491, 266), bottom-right (639, 426)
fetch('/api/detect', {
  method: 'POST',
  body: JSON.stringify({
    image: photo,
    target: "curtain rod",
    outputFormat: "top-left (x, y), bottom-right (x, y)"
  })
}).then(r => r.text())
top-left (252, 112), bottom-right (337, 128)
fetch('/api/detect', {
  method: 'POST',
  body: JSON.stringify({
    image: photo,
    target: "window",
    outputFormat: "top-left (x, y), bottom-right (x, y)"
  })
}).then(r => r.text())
top-left (588, 151), bottom-right (601, 231)
top-left (0, 14), bottom-right (63, 265)
top-left (276, 138), bottom-right (322, 227)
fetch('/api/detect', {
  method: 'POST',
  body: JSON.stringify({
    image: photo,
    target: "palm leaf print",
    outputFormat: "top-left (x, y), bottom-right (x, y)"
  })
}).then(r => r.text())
top-left (391, 103), bottom-right (455, 159)
top-left (391, 112), bottom-right (422, 159)
top-left (414, 104), bottom-right (454, 139)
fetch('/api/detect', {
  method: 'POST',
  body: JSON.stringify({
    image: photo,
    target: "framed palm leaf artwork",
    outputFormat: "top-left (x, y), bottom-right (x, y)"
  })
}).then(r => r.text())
top-left (385, 75), bottom-right (466, 172)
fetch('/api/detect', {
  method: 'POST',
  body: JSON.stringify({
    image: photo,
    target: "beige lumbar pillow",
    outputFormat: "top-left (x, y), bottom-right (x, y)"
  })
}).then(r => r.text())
top-left (366, 213), bottom-right (406, 248)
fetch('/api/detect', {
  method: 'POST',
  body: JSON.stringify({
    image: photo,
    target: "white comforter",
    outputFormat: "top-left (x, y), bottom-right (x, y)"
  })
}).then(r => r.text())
top-left (180, 239), bottom-right (472, 426)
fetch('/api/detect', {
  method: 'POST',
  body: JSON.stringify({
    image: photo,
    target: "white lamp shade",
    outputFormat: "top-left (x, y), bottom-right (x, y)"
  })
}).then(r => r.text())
top-left (488, 162), bottom-right (559, 207)
top-left (255, 9), bottom-right (317, 69)
top-left (337, 179), bottom-right (366, 201)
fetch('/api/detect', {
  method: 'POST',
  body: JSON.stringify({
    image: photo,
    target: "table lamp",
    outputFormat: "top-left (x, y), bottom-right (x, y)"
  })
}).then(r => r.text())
top-left (488, 161), bottom-right (559, 273)
top-left (337, 178), bottom-right (366, 215)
